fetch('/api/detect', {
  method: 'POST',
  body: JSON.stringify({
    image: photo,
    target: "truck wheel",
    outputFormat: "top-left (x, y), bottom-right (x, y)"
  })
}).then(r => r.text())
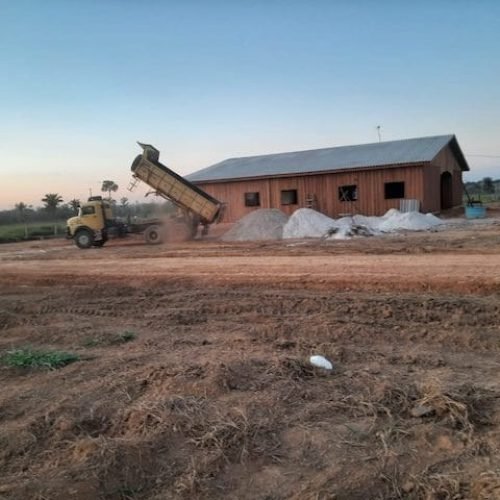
top-left (144, 225), bottom-right (164, 245)
top-left (75, 229), bottom-right (94, 249)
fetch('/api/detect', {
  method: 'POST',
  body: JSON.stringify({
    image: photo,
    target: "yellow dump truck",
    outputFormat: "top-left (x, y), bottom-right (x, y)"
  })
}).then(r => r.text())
top-left (66, 143), bottom-right (224, 249)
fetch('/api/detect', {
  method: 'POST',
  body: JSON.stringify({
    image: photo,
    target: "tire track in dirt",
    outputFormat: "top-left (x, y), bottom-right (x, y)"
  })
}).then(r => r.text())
top-left (2, 253), bottom-right (500, 294)
top-left (2, 284), bottom-right (500, 350)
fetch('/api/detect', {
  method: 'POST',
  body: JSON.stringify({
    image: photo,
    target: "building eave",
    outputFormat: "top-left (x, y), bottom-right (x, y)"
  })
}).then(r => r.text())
top-left (192, 161), bottom-right (430, 185)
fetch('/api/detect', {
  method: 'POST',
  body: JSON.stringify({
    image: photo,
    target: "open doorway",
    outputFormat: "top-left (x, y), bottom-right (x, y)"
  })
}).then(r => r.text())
top-left (440, 171), bottom-right (453, 210)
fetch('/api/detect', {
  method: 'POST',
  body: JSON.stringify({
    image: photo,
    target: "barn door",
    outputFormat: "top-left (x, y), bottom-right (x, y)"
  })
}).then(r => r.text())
top-left (440, 171), bottom-right (453, 210)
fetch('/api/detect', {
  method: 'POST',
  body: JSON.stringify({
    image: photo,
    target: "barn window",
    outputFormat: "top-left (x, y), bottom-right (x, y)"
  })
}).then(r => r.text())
top-left (338, 185), bottom-right (357, 202)
top-left (244, 192), bottom-right (260, 207)
top-left (384, 182), bottom-right (405, 199)
top-left (281, 189), bottom-right (298, 205)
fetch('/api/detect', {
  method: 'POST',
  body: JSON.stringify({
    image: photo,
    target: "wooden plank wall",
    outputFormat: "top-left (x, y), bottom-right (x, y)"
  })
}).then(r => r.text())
top-left (197, 164), bottom-right (426, 222)
top-left (422, 166), bottom-right (441, 213)
top-left (430, 144), bottom-right (466, 208)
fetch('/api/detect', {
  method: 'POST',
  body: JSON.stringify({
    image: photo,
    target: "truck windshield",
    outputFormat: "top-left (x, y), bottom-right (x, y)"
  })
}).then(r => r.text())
top-left (80, 206), bottom-right (96, 216)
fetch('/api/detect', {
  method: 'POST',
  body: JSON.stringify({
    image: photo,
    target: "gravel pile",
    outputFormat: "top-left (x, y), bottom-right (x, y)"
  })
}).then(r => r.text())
top-left (223, 208), bottom-right (444, 242)
top-left (377, 211), bottom-right (442, 232)
top-left (282, 208), bottom-right (337, 238)
top-left (221, 209), bottom-right (289, 241)
top-left (283, 208), bottom-right (444, 239)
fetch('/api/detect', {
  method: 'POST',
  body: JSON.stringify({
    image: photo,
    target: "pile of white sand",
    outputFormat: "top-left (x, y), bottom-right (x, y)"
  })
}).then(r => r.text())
top-left (283, 208), bottom-right (443, 239)
top-left (222, 208), bottom-right (444, 242)
top-left (221, 209), bottom-right (289, 241)
top-left (282, 208), bottom-right (337, 238)
top-left (377, 211), bottom-right (442, 232)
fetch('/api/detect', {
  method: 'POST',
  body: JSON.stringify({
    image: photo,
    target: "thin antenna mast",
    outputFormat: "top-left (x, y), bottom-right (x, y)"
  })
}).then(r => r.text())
top-left (376, 125), bottom-right (382, 142)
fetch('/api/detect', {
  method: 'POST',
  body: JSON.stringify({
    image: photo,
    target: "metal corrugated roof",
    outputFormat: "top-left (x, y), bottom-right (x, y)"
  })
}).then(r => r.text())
top-left (186, 134), bottom-right (469, 183)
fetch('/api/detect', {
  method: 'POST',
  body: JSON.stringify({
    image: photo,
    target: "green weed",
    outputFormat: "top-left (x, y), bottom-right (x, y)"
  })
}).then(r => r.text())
top-left (3, 348), bottom-right (80, 369)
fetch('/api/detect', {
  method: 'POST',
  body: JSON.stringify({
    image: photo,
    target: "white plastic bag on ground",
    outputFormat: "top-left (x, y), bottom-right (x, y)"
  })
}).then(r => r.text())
top-left (309, 355), bottom-right (333, 370)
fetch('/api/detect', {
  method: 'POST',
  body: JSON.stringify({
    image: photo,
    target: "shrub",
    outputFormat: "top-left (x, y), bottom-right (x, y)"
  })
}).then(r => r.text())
top-left (3, 348), bottom-right (80, 369)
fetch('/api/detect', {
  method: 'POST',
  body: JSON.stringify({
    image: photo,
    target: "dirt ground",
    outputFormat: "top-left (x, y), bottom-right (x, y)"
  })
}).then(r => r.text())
top-left (0, 222), bottom-right (500, 499)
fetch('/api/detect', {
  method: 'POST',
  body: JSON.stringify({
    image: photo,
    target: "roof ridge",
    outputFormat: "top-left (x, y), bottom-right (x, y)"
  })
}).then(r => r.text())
top-left (219, 134), bottom-right (455, 163)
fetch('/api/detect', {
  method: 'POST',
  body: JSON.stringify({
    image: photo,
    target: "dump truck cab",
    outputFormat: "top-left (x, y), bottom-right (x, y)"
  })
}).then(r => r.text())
top-left (66, 197), bottom-right (112, 249)
top-left (67, 195), bottom-right (163, 249)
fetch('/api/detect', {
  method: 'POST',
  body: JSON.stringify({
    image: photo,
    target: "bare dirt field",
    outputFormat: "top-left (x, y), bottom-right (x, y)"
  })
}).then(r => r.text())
top-left (1, 223), bottom-right (500, 499)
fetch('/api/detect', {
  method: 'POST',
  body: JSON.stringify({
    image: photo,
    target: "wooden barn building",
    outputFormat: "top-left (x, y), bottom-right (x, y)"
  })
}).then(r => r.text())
top-left (187, 135), bottom-right (469, 223)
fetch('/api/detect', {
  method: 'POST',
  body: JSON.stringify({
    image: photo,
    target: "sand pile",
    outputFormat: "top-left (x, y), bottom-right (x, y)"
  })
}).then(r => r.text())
top-left (282, 208), bottom-right (337, 238)
top-left (280, 209), bottom-right (375, 239)
top-left (336, 211), bottom-right (442, 234)
top-left (377, 211), bottom-right (442, 232)
top-left (283, 208), bottom-right (444, 239)
top-left (223, 208), bottom-right (444, 241)
top-left (221, 209), bottom-right (289, 241)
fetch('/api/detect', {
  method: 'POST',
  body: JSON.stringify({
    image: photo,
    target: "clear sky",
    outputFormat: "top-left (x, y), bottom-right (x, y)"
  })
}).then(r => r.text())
top-left (1, 0), bottom-right (499, 209)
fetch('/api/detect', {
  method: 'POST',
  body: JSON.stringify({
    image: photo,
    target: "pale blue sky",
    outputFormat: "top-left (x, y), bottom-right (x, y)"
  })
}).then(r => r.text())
top-left (1, 0), bottom-right (499, 207)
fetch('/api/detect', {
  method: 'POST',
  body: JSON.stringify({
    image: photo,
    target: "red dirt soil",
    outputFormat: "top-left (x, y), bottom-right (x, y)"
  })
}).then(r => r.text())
top-left (0, 224), bottom-right (499, 499)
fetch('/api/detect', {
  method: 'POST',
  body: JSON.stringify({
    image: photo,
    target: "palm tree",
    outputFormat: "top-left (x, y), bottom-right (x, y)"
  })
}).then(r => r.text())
top-left (41, 193), bottom-right (64, 217)
top-left (101, 180), bottom-right (119, 200)
top-left (15, 201), bottom-right (28, 216)
top-left (68, 198), bottom-right (80, 214)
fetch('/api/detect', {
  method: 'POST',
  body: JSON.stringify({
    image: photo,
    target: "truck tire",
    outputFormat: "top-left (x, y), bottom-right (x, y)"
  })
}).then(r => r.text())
top-left (144, 225), bottom-right (164, 245)
top-left (75, 229), bottom-right (94, 249)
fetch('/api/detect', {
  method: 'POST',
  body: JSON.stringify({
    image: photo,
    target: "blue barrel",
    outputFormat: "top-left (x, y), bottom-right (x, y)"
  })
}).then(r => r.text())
top-left (465, 205), bottom-right (487, 219)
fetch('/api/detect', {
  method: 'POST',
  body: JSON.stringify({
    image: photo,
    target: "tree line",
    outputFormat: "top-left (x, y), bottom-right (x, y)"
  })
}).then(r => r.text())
top-left (464, 177), bottom-right (500, 197)
top-left (0, 180), bottom-right (174, 226)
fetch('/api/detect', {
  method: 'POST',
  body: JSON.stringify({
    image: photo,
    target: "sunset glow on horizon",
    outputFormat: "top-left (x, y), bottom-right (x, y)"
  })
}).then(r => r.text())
top-left (1, 1), bottom-right (499, 209)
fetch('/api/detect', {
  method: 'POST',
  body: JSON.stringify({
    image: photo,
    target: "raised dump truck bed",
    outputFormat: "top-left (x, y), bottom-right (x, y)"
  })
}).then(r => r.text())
top-left (130, 143), bottom-right (223, 225)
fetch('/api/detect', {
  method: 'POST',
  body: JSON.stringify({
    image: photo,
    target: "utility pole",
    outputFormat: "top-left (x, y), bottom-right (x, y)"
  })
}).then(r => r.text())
top-left (376, 125), bottom-right (382, 142)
